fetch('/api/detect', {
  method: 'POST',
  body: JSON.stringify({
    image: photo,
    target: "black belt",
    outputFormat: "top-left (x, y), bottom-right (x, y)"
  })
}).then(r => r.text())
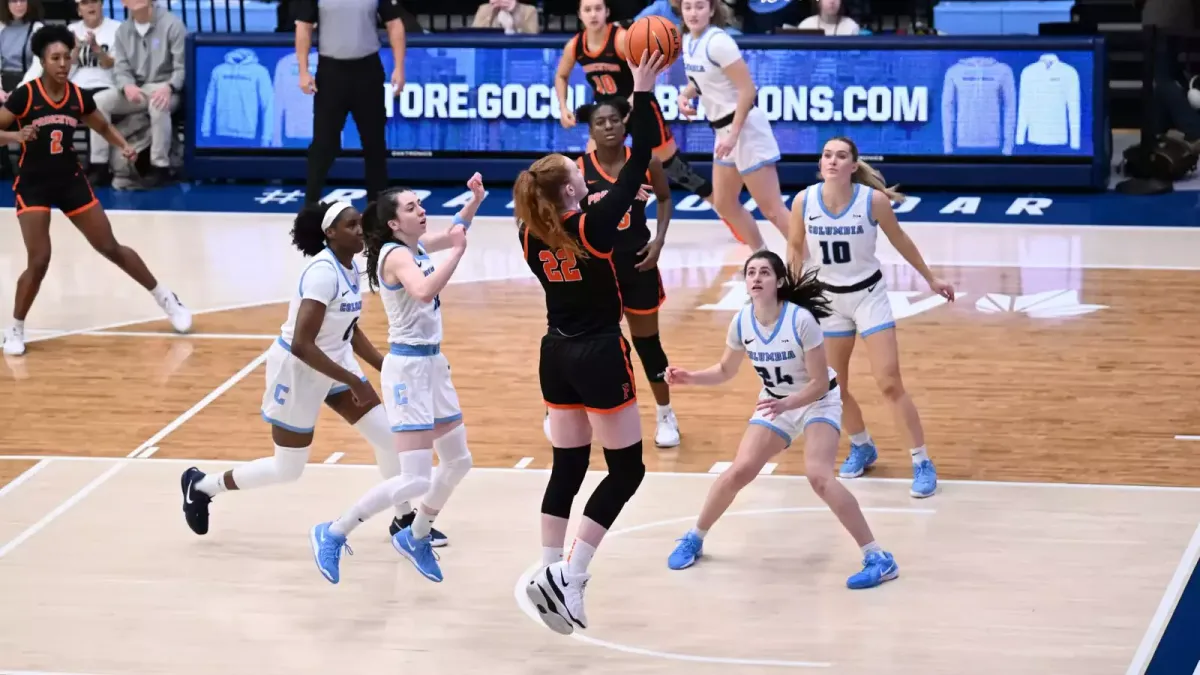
top-left (764, 377), bottom-right (838, 400)
top-left (824, 270), bottom-right (882, 294)
top-left (709, 107), bottom-right (755, 130)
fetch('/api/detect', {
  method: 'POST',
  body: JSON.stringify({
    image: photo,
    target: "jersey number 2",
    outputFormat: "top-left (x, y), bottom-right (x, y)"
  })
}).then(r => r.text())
top-left (540, 249), bottom-right (582, 282)
top-left (755, 366), bottom-right (794, 389)
top-left (819, 240), bottom-right (851, 265)
top-left (49, 130), bottom-right (63, 155)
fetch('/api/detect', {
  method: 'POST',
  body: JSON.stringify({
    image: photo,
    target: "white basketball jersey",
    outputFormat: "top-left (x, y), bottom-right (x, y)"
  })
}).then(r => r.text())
top-left (378, 242), bottom-right (443, 345)
top-left (736, 302), bottom-right (834, 396)
top-left (802, 182), bottom-right (881, 286)
top-left (279, 248), bottom-right (363, 354)
top-left (681, 26), bottom-right (741, 122)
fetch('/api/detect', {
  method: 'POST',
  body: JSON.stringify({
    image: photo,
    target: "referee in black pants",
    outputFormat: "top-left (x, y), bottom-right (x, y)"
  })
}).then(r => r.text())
top-left (293, 0), bottom-right (407, 205)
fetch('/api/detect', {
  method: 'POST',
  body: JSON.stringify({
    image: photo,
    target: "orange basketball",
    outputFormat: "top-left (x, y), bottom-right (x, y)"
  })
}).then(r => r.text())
top-left (624, 16), bottom-right (681, 68)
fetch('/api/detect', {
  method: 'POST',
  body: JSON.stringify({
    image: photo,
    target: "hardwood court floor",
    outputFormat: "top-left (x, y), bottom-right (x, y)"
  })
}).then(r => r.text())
top-left (0, 210), bottom-right (1198, 675)
top-left (0, 212), bottom-right (1198, 486)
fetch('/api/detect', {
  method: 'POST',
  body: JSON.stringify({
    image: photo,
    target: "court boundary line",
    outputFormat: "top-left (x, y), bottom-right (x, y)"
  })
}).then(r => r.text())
top-left (2, 453), bottom-right (1199, 493)
top-left (1125, 518), bottom-right (1200, 675)
top-left (0, 459), bottom-right (50, 500)
top-left (0, 351), bottom-right (267, 560)
top-left (80, 331), bottom-right (277, 340)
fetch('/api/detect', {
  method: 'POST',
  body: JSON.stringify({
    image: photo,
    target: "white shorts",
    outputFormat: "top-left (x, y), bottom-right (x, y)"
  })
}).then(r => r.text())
top-left (749, 386), bottom-right (842, 448)
top-left (260, 338), bottom-right (367, 434)
top-left (820, 276), bottom-right (896, 338)
top-left (712, 107), bottom-right (780, 175)
top-left (381, 349), bottom-right (462, 432)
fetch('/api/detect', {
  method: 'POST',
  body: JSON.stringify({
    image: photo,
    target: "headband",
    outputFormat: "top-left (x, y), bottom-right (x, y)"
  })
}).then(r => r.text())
top-left (321, 201), bottom-right (353, 233)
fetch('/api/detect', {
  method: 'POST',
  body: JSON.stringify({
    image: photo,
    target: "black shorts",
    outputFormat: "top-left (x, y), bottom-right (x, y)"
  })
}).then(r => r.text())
top-left (645, 98), bottom-right (673, 149)
top-left (540, 331), bottom-right (637, 413)
top-left (14, 170), bottom-right (98, 217)
top-left (613, 248), bottom-right (665, 314)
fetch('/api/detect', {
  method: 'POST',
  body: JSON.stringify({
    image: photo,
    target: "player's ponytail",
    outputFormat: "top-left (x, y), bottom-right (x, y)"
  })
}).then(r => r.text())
top-left (513, 155), bottom-right (586, 258)
top-left (851, 159), bottom-right (905, 204)
top-left (744, 249), bottom-right (832, 320)
top-left (290, 202), bottom-right (336, 257)
top-left (362, 188), bottom-right (406, 292)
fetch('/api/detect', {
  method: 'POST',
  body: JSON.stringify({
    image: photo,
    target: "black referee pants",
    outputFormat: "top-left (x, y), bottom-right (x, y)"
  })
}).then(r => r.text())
top-left (306, 53), bottom-right (388, 205)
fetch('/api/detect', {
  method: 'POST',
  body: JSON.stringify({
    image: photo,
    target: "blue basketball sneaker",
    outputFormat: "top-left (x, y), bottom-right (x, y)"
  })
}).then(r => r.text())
top-left (911, 459), bottom-right (938, 498)
top-left (392, 526), bottom-right (443, 582)
top-left (667, 531), bottom-right (704, 570)
top-left (847, 550), bottom-right (898, 589)
top-left (838, 441), bottom-right (878, 478)
top-left (310, 521), bottom-right (353, 584)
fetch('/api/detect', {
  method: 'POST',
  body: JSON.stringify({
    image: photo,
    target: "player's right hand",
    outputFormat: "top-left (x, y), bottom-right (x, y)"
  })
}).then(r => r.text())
top-left (629, 50), bottom-right (668, 93)
top-left (560, 108), bottom-right (576, 129)
top-left (299, 72), bottom-right (316, 95)
top-left (677, 95), bottom-right (697, 119)
top-left (349, 379), bottom-right (379, 408)
top-left (18, 125), bottom-right (36, 142)
top-left (664, 366), bottom-right (690, 385)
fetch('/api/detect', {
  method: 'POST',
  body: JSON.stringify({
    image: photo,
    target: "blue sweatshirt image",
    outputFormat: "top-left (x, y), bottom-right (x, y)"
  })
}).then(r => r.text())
top-left (202, 48), bottom-right (274, 145)
top-left (941, 56), bottom-right (1016, 155)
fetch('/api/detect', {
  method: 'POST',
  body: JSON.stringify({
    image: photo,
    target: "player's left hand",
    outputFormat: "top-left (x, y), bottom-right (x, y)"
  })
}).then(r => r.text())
top-left (120, 144), bottom-right (137, 161)
top-left (149, 86), bottom-right (172, 111)
top-left (635, 183), bottom-right (652, 201)
top-left (634, 239), bottom-right (663, 271)
top-left (928, 277), bottom-right (955, 301)
top-left (466, 172), bottom-right (485, 201)
top-left (755, 395), bottom-right (794, 420)
top-left (18, 125), bottom-right (36, 142)
top-left (391, 68), bottom-right (404, 95)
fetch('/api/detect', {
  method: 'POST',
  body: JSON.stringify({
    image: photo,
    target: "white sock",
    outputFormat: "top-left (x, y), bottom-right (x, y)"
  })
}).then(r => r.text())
top-left (396, 501), bottom-right (412, 518)
top-left (543, 547), bottom-right (564, 566)
top-left (656, 404), bottom-right (672, 416)
top-left (689, 527), bottom-right (707, 539)
top-left (195, 473), bottom-right (226, 496)
top-left (411, 508), bottom-right (436, 539)
top-left (567, 538), bottom-right (596, 575)
top-left (150, 284), bottom-right (172, 304)
top-left (330, 472), bottom-right (430, 537)
top-left (861, 541), bottom-right (882, 556)
top-left (850, 431), bottom-right (872, 446)
top-left (910, 446), bottom-right (929, 465)
top-left (12, 319), bottom-right (24, 332)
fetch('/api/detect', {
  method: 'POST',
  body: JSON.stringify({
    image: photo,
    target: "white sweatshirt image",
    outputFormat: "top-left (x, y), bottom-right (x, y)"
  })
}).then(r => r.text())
top-left (1016, 54), bottom-right (1081, 149)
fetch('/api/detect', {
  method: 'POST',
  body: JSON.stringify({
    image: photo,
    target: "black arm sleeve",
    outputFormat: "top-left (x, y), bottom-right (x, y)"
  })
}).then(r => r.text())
top-left (293, 0), bottom-right (318, 24)
top-left (577, 90), bottom-right (655, 252)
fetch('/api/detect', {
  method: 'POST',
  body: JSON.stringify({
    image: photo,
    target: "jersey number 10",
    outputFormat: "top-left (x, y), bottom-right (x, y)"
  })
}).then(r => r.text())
top-left (819, 240), bottom-right (851, 265)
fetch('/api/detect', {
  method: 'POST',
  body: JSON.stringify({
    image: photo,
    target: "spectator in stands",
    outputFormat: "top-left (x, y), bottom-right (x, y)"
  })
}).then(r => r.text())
top-left (70, 0), bottom-right (122, 183)
top-left (92, 0), bottom-right (186, 187)
top-left (796, 0), bottom-right (860, 34)
top-left (0, 0), bottom-right (43, 178)
top-left (473, 0), bottom-right (539, 33)
top-left (293, 0), bottom-right (406, 205)
top-left (635, 0), bottom-right (741, 34)
top-left (1141, 0), bottom-right (1200, 143)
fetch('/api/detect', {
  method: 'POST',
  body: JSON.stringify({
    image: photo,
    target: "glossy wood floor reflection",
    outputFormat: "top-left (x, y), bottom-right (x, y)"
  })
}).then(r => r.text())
top-left (1, 460), bottom-right (1197, 675)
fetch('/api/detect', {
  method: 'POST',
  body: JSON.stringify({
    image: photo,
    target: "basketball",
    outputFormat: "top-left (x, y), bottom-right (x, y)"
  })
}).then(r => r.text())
top-left (624, 16), bottom-right (681, 67)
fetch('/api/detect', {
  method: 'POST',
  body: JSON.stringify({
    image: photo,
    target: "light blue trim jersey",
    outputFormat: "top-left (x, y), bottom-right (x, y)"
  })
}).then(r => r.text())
top-left (379, 242), bottom-right (443, 346)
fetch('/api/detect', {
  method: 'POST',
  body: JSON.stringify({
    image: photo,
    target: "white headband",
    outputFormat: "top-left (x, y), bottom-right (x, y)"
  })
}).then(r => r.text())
top-left (321, 201), bottom-right (354, 233)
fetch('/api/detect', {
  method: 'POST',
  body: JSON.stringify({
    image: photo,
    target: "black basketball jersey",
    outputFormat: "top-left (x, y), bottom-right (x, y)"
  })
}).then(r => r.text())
top-left (3, 80), bottom-right (96, 179)
top-left (578, 149), bottom-right (651, 251)
top-left (572, 23), bottom-right (633, 98)
top-left (520, 212), bottom-right (623, 337)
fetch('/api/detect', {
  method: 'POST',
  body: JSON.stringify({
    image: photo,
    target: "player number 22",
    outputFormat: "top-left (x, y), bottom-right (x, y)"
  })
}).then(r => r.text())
top-left (539, 249), bottom-right (582, 282)
top-left (49, 130), bottom-right (63, 155)
top-left (819, 240), bottom-right (851, 265)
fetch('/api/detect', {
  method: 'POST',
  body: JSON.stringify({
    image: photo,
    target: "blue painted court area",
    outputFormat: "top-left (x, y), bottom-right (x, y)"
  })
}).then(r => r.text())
top-left (1, 182), bottom-right (1199, 227)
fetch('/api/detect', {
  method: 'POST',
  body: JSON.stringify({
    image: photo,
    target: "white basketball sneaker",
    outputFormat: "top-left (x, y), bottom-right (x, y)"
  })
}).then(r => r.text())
top-left (2, 325), bottom-right (25, 356)
top-left (155, 290), bottom-right (193, 334)
top-left (525, 560), bottom-right (589, 635)
top-left (655, 407), bottom-right (680, 447)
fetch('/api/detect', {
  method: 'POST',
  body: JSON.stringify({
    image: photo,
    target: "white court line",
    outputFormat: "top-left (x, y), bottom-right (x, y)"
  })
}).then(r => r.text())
top-left (1, 453), bottom-right (1198, 493)
top-left (125, 351), bottom-right (268, 459)
top-left (0, 352), bottom-right (268, 561)
top-left (1126, 518), bottom-right (1200, 675)
top-left (0, 459), bottom-right (50, 500)
top-left (1176, 436), bottom-right (1200, 441)
top-left (80, 330), bottom-right (277, 340)
top-left (514, 457), bottom-right (533, 469)
top-left (324, 452), bottom-right (344, 464)
top-left (0, 670), bottom-right (108, 675)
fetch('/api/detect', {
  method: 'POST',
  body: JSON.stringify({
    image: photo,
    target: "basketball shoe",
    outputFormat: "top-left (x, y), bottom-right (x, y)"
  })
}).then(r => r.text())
top-left (525, 560), bottom-right (589, 635)
top-left (389, 510), bottom-right (448, 547)
top-left (180, 467), bottom-right (212, 535)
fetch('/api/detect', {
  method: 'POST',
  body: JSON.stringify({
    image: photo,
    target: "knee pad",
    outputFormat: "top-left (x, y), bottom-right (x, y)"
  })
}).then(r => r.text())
top-left (433, 425), bottom-right (473, 486)
top-left (542, 445), bottom-right (591, 518)
top-left (581, 443), bottom-right (645, 529)
top-left (663, 153), bottom-right (713, 199)
top-left (631, 334), bottom-right (669, 383)
top-left (399, 448), bottom-right (434, 481)
top-left (273, 444), bottom-right (310, 482)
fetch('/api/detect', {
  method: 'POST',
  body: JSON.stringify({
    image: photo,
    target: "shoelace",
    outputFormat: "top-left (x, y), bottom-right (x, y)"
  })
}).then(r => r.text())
top-left (675, 536), bottom-right (701, 557)
top-left (914, 462), bottom-right (933, 482)
top-left (324, 538), bottom-right (353, 560)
